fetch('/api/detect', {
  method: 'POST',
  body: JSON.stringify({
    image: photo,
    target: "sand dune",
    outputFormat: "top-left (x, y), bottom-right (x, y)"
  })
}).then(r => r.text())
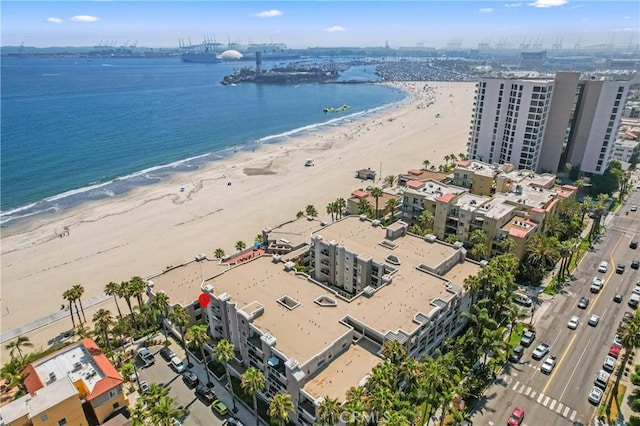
top-left (0, 81), bottom-right (476, 347)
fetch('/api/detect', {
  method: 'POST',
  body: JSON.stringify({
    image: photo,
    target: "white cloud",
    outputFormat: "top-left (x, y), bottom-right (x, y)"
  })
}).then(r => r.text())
top-left (324, 25), bottom-right (346, 33)
top-left (504, 3), bottom-right (522, 7)
top-left (253, 10), bottom-right (283, 18)
top-left (46, 17), bottom-right (63, 24)
top-left (479, 8), bottom-right (493, 13)
top-left (70, 15), bottom-right (100, 22)
top-left (528, 0), bottom-right (567, 7)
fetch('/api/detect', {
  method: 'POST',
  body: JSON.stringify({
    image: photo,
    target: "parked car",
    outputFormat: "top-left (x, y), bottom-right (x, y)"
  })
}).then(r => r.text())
top-left (183, 370), bottom-right (199, 388)
top-left (170, 356), bottom-right (186, 373)
top-left (631, 240), bottom-right (638, 249)
top-left (588, 314), bottom-right (600, 327)
top-left (590, 277), bottom-right (604, 293)
top-left (588, 387), bottom-right (603, 405)
top-left (136, 347), bottom-right (155, 368)
top-left (632, 204), bottom-right (638, 212)
top-left (195, 384), bottom-right (216, 404)
top-left (211, 399), bottom-right (230, 416)
top-left (514, 293), bottom-right (533, 307)
top-left (603, 356), bottom-right (617, 373)
top-left (567, 316), bottom-right (580, 330)
top-left (139, 380), bottom-right (149, 393)
top-left (225, 418), bottom-right (245, 426)
top-left (594, 369), bottom-right (611, 389)
top-left (532, 343), bottom-right (550, 360)
top-left (614, 334), bottom-right (624, 348)
top-left (614, 293), bottom-right (623, 303)
top-left (608, 344), bottom-right (621, 359)
top-left (541, 355), bottom-right (557, 374)
top-left (510, 345), bottom-right (524, 362)
top-left (578, 297), bottom-right (590, 309)
top-left (617, 264), bottom-right (626, 274)
top-left (520, 329), bottom-right (536, 347)
top-left (507, 407), bottom-right (525, 426)
top-left (632, 260), bottom-right (640, 270)
top-left (160, 347), bottom-right (176, 362)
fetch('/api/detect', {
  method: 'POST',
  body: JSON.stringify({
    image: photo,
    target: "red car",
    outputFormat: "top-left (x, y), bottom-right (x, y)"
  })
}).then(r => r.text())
top-left (609, 344), bottom-right (621, 359)
top-left (508, 407), bottom-right (525, 426)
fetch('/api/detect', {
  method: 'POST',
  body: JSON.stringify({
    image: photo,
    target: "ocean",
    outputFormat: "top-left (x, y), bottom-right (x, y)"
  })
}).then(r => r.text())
top-left (0, 57), bottom-right (406, 227)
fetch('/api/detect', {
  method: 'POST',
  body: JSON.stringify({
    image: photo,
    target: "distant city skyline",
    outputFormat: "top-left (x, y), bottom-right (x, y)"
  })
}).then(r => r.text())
top-left (2, 1), bottom-right (639, 50)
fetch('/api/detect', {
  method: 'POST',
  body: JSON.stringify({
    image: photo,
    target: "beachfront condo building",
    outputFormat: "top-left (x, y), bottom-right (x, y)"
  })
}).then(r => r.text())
top-left (467, 71), bottom-right (631, 175)
top-left (198, 216), bottom-right (479, 425)
top-left (0, 338), bottom-right (128, 426)
top-left (399, 161), bottom-right (576, 259)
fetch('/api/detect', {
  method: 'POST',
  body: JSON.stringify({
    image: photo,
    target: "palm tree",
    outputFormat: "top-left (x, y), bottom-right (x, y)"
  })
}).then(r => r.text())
top-left (129, 276), bottom-right (147, 307)
top-left (611, 312), bottom-right (640, 409)
top-left (326, 202), bottom-right (337, 222)
top-left (383, 174), bottom-right (397, 188)
top-left (105, 281), bottom-right (123, 319)
top-left (186, 324), bottom-right (213, 386)
top-left (5, 336), bottom-right (34, 363)
top-left (422, 160), bottom-right (431, 170)
top-left (62, 288), bottom-right (78, 329)
top-left (381, 340), bottom-right (407, 365)
top-left (268, 392), bottom-right (295, 426)
top-left (380, 412), bottom-right (410, 426)
top-left (71, 284), bottom-right (87, 323)
top-left (241, 366), bottom-right (266, 426)
top-left (152, 291), bottom-right (171, 340)
top-left (305, 204), bottom-right (318, 217)
top-left (93, 308), bottom-right (113, 350)
top-left (357, 198), bottom-right (373, 217)
top-left (169, 305), bottom-right (193, 368)
top-left (418, 210), bottom-right (434, 233)
top-left (335, 198), bottom-right (346, 219)
top-left (367, 386), bottom-right (394, 416)
top-left (296, 210), bottom-right (305, 218)
top-left (213, 339), bottom-right (238, 411)
top-left (214, 248), bottom-right (226, 259)
top-left (316, 395), bottom-right (342, 425)
top-left (235, 240), bottom-right (246, 251)
top-left (370, 187), bottom-right (384, 219)
top-left (385, 197), bottom-right (400, 222)
top-left (150, 396), bottom-right (185, 426)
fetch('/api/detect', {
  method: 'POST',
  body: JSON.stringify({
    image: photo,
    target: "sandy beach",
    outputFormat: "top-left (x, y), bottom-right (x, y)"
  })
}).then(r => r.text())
top-left (0, 81), bottom-right (476, 349)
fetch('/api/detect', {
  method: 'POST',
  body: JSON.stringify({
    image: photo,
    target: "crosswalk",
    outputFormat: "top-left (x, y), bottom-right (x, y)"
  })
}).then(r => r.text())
top-left (503, 376), bottom-right (578, 422)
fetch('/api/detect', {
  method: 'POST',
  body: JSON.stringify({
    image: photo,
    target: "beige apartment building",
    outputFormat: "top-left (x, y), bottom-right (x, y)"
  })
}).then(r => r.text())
top-left (0, 338), bottom-right (127, 426)
top-left (199, 216), bottom-right (480, 425)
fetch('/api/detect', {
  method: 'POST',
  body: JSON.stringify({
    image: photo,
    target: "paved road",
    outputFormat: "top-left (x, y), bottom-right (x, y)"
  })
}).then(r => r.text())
top-left (470, 185), bottom-right (640, 426)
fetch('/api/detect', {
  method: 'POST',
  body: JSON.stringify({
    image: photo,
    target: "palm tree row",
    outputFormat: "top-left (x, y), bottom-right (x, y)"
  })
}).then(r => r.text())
top-left (326, 197), bottom-right (347, 222)
top-left (62, 283), bottom-right (87, 329)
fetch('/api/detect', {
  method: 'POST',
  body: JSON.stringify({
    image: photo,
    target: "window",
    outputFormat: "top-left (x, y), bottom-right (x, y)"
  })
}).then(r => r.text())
top-left (58, 419), bottom-right (67, 426)
top-left (113, 402), bottom-right (120, 409)
top-left (109, 388), bottom-right (119, 398)
top-left (40, 414), bottom-right (49, 422)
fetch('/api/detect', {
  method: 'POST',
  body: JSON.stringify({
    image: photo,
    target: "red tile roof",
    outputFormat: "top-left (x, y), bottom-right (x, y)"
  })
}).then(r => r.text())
top-left (22, 364), bottom-right (44, 394)
top-left (406, 180), bottom-right (424, 190)
top-left (351, 190), bottom-right (368, 198)
top-left (532, 207), bottom-right (545, 213)
top-left (81, 338), bottom-right (123, 402)
top-left (457, 160), bottom-right (471, 167)
top-left (437, 193), bottom-right (456, 203)
top-left (408, 168), bottom-right (422, 175)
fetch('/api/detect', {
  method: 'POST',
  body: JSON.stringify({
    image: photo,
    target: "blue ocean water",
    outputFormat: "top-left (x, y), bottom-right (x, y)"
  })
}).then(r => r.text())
top-left (0, 57), bottom-right (405, 227)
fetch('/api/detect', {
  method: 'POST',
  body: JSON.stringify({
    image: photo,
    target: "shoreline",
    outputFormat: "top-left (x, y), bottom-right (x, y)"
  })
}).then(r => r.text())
top-left (0, 81), bottom-right (476, 347)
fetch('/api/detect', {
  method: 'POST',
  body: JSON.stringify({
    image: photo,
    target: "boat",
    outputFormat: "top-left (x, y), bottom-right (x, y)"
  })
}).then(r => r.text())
top-left (181, 51), bottom-right (223, 63)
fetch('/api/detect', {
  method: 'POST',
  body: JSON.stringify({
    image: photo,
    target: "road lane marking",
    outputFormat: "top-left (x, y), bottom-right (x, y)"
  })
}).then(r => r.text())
top-left (525, 386), bottom-right (531, 396)
top-left (570, 410), bottom-right (577, 421)
top-left (530, 390), bottom-right (536, 399)
top-left (542, 333), bottom-right (577, 394)
top-left (537, 393), bottom-right (545, 403)
top-left (556, 402), bottom-right (563, 413)
top-left (543, 396), bottom-right (550, 406)
top-left (512, 381), bottom-right (519, 391)
top-left (518, 383), bottom-right (526, 393)
top-left (549, 400), bottom-right (556, 410)
top-left (563, 406), bottom-right (570, 417)
top-left (559, 338), bottom-right (592, 400)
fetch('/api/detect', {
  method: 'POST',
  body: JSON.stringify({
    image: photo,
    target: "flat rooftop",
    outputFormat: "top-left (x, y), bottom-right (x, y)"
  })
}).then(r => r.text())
top-left (454, 193), bottom-right (490, 211)
top-left (402, 179), bottom-right (465, 201)
top-left (28, 376), bottom-right (78, 416)
top-left (267, 217), bottom-right (326, 252)
top-left (477, 195), bottom-right (516, 220)
top-left (206, 218), bottom-right (479, 365)
top-left (303, 344), bottom-right (381, 401)
top-left (34, 343), bottom-right (104, 394)
top-left (149, 259), bottom-right (229, 306)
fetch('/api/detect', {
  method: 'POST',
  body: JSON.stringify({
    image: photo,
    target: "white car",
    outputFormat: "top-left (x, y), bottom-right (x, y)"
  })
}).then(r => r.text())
top-left (567, 316), bottom-right (580, 330)
top-left (140, 380), bottom-right (149, 393)
top-left (532, 343), bottom-right (550, 360)
top-left (588, 314), bottom-right (600, 327)
top-left (598, 261), bottom-right (609, 273)
top-left (603, 356), bottom-right (617, 373)
top-left (632, 286), bottom-right (640, 296)
top-left (590, 277), bottom-right (604, 293)
top-left (540, 355), bottom-right (557, 374)
top-left (588, 386), bottom-right (603, 405)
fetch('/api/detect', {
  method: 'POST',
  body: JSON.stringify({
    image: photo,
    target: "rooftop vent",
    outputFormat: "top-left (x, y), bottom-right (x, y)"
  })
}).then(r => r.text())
top-left (314, 295), bottom-right (338, 307)
top-left (271, 254), bottom-right (281, 263)
top-left (424, 234), bottom-right (437, 243)
top-left (284, 261), bottom-right (295, 272)
top-left (362, 286), bottom-right (376, 298)
top-left (359, 214), bottom-right (368, 221)
top-left (195, 253), bottom-right (206, 261)
top-left (277, 295), bottom-right (300, 311)
top-left (379, 240), bottom-right (398, 250)
top-left (372, 219), bottom-right (381, 227)
top-left (385, 254), bottom-right (401, 265)
top-left (48, 372), bottom-right (56, 382)
top-left (73, 362), bottom-right (82, 371)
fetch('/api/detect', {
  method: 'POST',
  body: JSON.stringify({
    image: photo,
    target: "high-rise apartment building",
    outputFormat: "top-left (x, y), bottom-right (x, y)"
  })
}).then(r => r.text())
top-left (468, 72), bottom-right (630, 175)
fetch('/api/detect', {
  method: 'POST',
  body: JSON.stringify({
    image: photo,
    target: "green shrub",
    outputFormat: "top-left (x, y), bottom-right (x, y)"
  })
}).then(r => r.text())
top-left (630, 398), bottom-right (640, 412)
top-left (629, 415), bottom-right (640, 426)
top-left (632, 373), bottom-right (640, 387)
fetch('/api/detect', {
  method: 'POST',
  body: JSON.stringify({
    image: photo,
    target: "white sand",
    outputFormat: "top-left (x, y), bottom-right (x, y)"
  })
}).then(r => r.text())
top-left (0, 81), bottom-right (476, 348)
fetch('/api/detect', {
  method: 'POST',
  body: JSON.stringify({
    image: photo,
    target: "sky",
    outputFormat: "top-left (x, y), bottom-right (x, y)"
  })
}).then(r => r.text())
top-left (1, 1), bottom-right (639, 50)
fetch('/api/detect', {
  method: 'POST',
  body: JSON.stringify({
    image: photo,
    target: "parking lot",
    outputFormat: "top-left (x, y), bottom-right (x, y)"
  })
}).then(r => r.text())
top-left (134, 342), bottom-right (227, 426)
